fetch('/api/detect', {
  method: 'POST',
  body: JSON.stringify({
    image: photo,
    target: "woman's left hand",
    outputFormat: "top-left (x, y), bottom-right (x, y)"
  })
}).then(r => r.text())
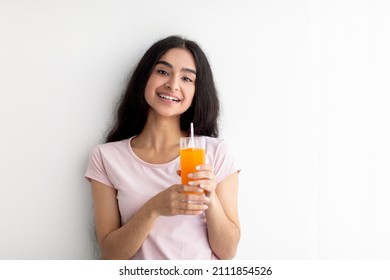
top-left (187, 164), bottom-right (217, 199)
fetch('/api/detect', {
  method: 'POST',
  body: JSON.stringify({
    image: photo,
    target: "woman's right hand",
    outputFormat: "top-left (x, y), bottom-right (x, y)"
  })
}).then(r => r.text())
top-left (147, 184), bottom-right (209, 216)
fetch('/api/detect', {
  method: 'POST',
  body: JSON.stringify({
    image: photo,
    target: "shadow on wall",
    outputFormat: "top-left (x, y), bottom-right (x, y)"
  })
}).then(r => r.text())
top-left (89, 214), bottom-right (101, 259)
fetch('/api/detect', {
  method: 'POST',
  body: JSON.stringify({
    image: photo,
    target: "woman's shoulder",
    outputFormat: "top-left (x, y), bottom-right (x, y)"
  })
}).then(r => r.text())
top-left (203, 136), bottom-right (240, 182)
top-left (203, 136), bottom-right (231, 155)
top-left (90, 138), bottom-right (130, 157)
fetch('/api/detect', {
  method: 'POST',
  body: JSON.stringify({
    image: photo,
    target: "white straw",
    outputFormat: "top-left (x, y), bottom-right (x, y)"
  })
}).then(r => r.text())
top-left (190, 122), bottom-right (195, 148)
top-left (190, 122), bottom-right (195, 139)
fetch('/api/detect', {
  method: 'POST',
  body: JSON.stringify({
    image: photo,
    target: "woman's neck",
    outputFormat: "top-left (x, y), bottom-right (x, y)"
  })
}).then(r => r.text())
top-left (133, 114), bottom-right (187, 152)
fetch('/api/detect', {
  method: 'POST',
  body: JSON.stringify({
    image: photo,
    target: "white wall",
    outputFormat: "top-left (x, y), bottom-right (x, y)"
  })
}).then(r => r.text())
top-left (1, 0), bottom-right (389, 260)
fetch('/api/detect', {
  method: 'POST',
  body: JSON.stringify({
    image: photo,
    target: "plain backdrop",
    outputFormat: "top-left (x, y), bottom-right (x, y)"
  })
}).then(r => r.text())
top-left (1, 0), bottom-right (389, 259)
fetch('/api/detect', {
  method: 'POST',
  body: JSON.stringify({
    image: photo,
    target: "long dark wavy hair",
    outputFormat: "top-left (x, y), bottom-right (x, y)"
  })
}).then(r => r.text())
top-left (105, 35), bottom-right (220, 143)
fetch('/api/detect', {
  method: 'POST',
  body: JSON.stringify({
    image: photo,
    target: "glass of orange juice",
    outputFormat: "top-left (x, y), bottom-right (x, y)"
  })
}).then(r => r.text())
top-left (180, 136), bottom-right (206, 194)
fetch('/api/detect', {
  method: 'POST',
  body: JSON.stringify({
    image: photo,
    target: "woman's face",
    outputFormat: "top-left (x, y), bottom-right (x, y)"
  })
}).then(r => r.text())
top-left (144, 48), bottom-right (197, 119)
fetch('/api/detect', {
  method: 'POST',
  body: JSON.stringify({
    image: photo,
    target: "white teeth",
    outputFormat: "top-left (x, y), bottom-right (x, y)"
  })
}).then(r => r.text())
top-left (158, 93), bottom-right (180, 102)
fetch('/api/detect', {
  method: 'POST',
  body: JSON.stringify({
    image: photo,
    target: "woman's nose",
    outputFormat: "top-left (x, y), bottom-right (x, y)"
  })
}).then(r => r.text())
top-left (165, 76), bottom-right (180, 91)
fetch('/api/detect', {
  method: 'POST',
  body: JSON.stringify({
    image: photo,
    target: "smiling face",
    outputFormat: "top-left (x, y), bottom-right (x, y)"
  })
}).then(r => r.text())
top-left (144, 48), bottom-right (197, 119)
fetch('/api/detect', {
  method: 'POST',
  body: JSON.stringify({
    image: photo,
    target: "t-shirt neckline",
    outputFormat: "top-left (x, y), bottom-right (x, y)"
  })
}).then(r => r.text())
top-left (126, 136), bottom-right (180, 168)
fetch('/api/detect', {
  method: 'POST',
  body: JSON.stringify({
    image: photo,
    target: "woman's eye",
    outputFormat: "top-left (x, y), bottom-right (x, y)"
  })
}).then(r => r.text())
top-left (157, 69), bottom-right (169, 76)
top-left (182, 76), bottom-right (193, 82)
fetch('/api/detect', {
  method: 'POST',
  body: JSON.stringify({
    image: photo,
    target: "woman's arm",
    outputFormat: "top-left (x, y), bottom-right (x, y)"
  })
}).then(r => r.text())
top-left (91, 179), bottom-right (209, 259)
top-left (91, 179), bottom-right (157, 259)
top-left (189, 167), bottom-right (240, 259)
top-left (205, 172), bottom-right (240, 259)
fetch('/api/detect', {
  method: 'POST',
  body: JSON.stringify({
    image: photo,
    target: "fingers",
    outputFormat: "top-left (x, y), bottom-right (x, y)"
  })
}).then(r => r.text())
top-left (195, 164), bottom-right (213, 172)
top-left (173, 184), bottom-right (203, 194)
top-left (188, 180), bottom-right (214, 195)
top-left (166, 185), bottom-right (209, 215)
top-left (188, 165), bottom-right (215, 180)
top-left (176, 190), bottom-right (209, 205)
top-left (173, 194), bottom-right (209, 215)
top-left (185, 165), bottom-right (216, 195)
top-left (166, 165), bottom-right (216, 215)
top-left (188, 171), bottom-right (215, 180)
top-left (182, 185), bottom-right (204, 194)
top-left (177, 199), bottom-right (209, 209)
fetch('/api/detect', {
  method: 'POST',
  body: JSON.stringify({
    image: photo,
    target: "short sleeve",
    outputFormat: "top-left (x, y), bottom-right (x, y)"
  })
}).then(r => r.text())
top-left (84, 145), bottom-right (114, 187)
top-left (213, 140), bottom-right (240, 184)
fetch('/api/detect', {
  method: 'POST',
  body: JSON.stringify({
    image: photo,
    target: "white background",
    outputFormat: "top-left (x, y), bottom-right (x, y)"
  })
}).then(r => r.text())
top-left (1, 0), bottom-right (389, 260)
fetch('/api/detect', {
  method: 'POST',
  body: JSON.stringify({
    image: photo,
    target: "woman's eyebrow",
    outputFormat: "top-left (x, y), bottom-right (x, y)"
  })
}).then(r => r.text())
top-left (156, 60), bottom-right (197, 75)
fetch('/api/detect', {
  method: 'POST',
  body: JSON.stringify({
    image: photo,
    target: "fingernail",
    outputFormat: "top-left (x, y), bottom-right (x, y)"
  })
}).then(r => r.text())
top-left (196, 165), bottom-right (201, 170)
top-left (188, 181), bottom-right (195, 186)
top-left (188, 173), bottom-right (193, 178)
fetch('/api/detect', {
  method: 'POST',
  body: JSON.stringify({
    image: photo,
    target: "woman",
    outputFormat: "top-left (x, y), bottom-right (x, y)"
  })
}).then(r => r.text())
top-left (85, 35), bottom-right (240, 260)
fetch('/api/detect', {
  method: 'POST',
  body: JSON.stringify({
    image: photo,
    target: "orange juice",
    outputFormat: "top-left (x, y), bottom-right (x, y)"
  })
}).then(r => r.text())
top-left (180, 147), bottom-right (206, 192)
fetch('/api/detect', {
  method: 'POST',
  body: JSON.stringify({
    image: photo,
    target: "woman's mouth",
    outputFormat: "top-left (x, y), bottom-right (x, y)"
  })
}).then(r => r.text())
top-left (157, 93), bottom-right (181, 102)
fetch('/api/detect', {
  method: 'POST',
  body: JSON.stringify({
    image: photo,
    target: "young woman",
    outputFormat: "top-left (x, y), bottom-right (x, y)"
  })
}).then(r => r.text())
top-left (85, 35), bottom-right (240, 260)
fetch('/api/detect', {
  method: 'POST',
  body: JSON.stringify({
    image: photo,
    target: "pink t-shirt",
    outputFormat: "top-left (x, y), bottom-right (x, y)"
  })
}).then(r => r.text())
top-left (85, 136), bottom-right (239, 260)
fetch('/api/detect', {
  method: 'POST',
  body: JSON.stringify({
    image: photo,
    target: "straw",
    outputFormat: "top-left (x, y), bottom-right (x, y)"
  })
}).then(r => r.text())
top-left (190, 122), bottom-right (195, 148)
